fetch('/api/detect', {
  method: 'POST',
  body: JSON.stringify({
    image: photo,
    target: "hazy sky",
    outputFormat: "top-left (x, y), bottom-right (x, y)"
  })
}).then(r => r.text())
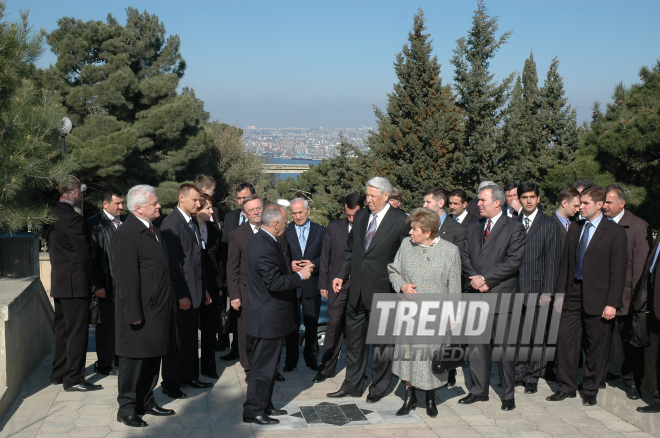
top-left (13, 0), bottom-right (660, 128)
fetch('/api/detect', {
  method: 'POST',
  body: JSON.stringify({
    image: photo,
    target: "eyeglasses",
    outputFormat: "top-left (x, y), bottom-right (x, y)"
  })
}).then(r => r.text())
top-left (246, 206), bottom-right (263, 215)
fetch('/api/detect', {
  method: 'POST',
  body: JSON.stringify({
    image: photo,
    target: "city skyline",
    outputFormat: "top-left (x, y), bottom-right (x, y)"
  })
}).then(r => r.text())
top-left (13, 0), bottom-right (660, 128)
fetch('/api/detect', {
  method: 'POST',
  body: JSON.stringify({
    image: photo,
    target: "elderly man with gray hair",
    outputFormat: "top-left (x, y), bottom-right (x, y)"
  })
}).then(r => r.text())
top-left (328, 177), bottom-right (410, 403)
top-left (112, 185), bottom-right (178, 427)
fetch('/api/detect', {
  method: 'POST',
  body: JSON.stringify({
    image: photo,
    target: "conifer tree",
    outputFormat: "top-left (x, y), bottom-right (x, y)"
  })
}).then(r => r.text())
top-left (450, 0), bottom-right (514, 192)
top-left (42, 8), bottom-right (215, 197)
top-left (0, 5), bottom-right (76, 232)
top-left (368, 10), bottom-right (463, 210)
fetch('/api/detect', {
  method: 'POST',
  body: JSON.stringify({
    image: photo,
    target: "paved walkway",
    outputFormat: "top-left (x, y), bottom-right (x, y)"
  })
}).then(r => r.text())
top-left (2, 347), bottom-right (660, 437)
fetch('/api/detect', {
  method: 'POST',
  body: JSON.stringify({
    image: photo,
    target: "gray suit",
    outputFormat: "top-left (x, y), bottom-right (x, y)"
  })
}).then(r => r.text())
top-left (461, 213), bottom-right (526, 400)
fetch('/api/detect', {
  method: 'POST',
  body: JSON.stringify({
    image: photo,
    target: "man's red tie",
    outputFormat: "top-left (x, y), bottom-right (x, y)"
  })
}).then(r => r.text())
top-left (483, 219), bottom-right (492, 243)
top-left (149, 223), bottom-right (154, 234)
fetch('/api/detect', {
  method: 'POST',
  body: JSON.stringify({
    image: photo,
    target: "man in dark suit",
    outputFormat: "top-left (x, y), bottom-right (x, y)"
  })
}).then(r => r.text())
top-left (112, 185), bottom-right (178, 427)
top-left (328, 177), bottom-right (410, 403)
top-left (227, 195), bottom-right (264, 375)
top-left (423, 187), bottom-right (466, 247)
top-left (637, 233), bottom-right (660, 413)
top-left (465, 181), bottom-right (497, 218)
top-left (603, 184), bottom-right (652, 399)
top-left (243, 204), bottom-right (314, 425)
top-left (504, 182), bottom-right (522, 219)
top-left (314, 194), bottom-right (364, 383)
top-left (513, 182), bottom-right (561, 394)
top-left (161, 183), bottom-right (213, 399)
top-left (459, 184), bottom-right (526, 411)
top-left (47, 176), bottom-right (101, 392)
top-left (221, 182), bottom-right (256, 360)
top-left (448, 189), bottom-right (478, 227)
top-left (547, 186), bottom-right (627, 406)
top-left (86, 188), bottom-right (125, 376)
top-left (284, 198), bottom-right (326, 371)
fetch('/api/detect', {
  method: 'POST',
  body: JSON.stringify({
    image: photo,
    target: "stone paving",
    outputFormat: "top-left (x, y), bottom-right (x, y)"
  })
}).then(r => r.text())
top-left (2, 347), bottom-right (660, 438)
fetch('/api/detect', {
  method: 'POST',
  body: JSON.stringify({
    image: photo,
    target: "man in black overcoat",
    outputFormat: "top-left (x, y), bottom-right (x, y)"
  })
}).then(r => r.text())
top-left (86, 188), bottom-right (125, 376)
top-left (328, 177), bottom-right (410, 403)
top-left (242, 204), bottom-right (313, 425)
top-left (161, 183), bottom-right (212, 398)
top-left (314, 194), bottom-right (363, 383)
top-left (112, 185), bottom-right (178, 427)
top-left (47, 176), bottom-right (100, 392)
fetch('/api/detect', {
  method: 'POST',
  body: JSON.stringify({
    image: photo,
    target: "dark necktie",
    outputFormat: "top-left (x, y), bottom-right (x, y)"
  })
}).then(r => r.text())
top-left (365, 214), bottom-right (377, 250)
top-left (512, 209), bottom-right (518, 218)
top-left (113, 217), bottom-right (121, 229)
top-left (188, 220), bottom-right (200, 246)
top-left (483, 219), bottom-right (492, 243)
top-left (149, 223), bottom-right (154, 234)
top-left (575, 222), bottom-right (592, 280)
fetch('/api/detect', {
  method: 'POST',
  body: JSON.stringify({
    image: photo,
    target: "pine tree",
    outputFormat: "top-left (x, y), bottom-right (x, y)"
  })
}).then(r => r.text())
top-left (42, 8), bottom-right (215, 203)
top-left (368, 10), bottom-right (463, 210)
top-left (0, 5), bottom-right (76, 232)
top-left (450, 0), bottom-right (514, 192)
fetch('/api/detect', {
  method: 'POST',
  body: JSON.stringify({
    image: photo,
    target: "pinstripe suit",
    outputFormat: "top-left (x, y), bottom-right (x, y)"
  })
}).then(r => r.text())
top-left (514, 210), bottom-right (562, 384)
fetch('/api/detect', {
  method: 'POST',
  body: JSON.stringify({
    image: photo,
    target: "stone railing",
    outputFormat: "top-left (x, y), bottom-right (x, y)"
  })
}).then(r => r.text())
top-left (0, 233), bottom-right (55, 416)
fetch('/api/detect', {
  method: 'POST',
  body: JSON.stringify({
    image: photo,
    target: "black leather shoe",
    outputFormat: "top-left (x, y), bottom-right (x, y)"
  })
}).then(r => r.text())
top-left (141, 406), bottom-right (175, 416)
top-left (243, 415), bottom-right (279, 425)
top-left (308, 363), bottom-right (319, 371)
top-left (64, 381), bottom-right (103, 392)
top-left (578, 382), bottom-right (606, 390)
top-left (515, 381), bottom-right (525, 387)
top-left (582, 394), bottom-right (597, 406)
top-left (275, 372), bottom-right (285, 382)
top-left (546, 391), bottom-right (576, 401)
top-left (265, 407), bottom-right (287, 416)
top-left (283, 365), bottom-right (296, 372)
top-left (94, 364), bottom-right (118, 375)
top-left (327, 389), bottom-right (360, 398)
top-left (425, 390), bottom-right (438, 418)
top-left (182, 379), bottom-right (212, 389)
top-left (117, 414), bottom-right (148, 427)
top-left (625, 385), bottom-right (640, 400)
top-left (396, 387), bottom-right (416, 416)
top-left (637, 403), bottom-right (660, 413)
top-left (366, 394), bottom-right (381, 404)
top-left (458, 393), bottom-right (489, 404)
top-left (51, 379), bottom-right (63, 385)
top-left (162, 387), bottom-right (188, 399)
top-left (313, 372), bottom-right (328, 383)
top-left (524, 383), bottom-right (538, 394)
top-left (501, 399), bottom-right (516, 411)
top-left (606, 372), bottom-right (621, 381)
top-left (447, 369), bottom-right (456, 388)
top-left (221, 351), bottom-right (239, 361)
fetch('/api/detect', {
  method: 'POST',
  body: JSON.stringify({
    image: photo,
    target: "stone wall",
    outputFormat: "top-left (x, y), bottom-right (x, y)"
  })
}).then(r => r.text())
top-left (0, 276), bottom-right (55, 415)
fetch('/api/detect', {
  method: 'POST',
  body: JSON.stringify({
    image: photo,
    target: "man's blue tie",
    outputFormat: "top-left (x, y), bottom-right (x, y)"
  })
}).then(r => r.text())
top-left (365, 214), bottom-right (377, 250)
top-left (188, 220), bottom-right (200, 246)
top-left (297, 225), bottom-right (307, 253)
top-left (575, 222), bottom-right (592, 280)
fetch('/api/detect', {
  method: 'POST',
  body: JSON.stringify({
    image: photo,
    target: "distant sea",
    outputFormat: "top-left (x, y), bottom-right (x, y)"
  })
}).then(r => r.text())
top-left (263, 157), bottom-right (323, 180)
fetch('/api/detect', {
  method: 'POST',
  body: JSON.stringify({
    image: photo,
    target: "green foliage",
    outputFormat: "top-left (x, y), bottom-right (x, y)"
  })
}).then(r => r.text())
top-left (0, 5), bottom-right (76, 232)
top-left (450, 0), bottom-right (514, 193)
top-left (368, 10), bottom-right (464, 210)
top-left (42, 8), bottom-right (215, 201)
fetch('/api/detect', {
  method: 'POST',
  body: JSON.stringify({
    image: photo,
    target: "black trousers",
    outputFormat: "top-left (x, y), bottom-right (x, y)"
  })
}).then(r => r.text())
top-left (649, 312), bottom-right (660, 404)
top-left (556, 281), bottom-right (614, 396)
top-left (200, 300), bottom-right (218, 377)
top-left (340, 296), bottom-right (392, 397)
top-left (612, 314), bottom-right (645, 387)
top-left (514, 304), bottom-right (547, 385)
top-left (285, 295), bottom-right (321, 368)
top-left (117, 356), bottom-right (160, 417)
top-left (243, 337), bottom-right (282, 418)
top-left (162, 306), bottom-right (200, 390)
top-left (468, 312), bottom-right (516, 401)
top-left (95, 299), bottom-right (116, 369)
top-left (236, 306), bottom-right (255, 373)
top-left (52, 297), bottom-right (91, 387)
top-left (318, 291), bottom-right (348, 377)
